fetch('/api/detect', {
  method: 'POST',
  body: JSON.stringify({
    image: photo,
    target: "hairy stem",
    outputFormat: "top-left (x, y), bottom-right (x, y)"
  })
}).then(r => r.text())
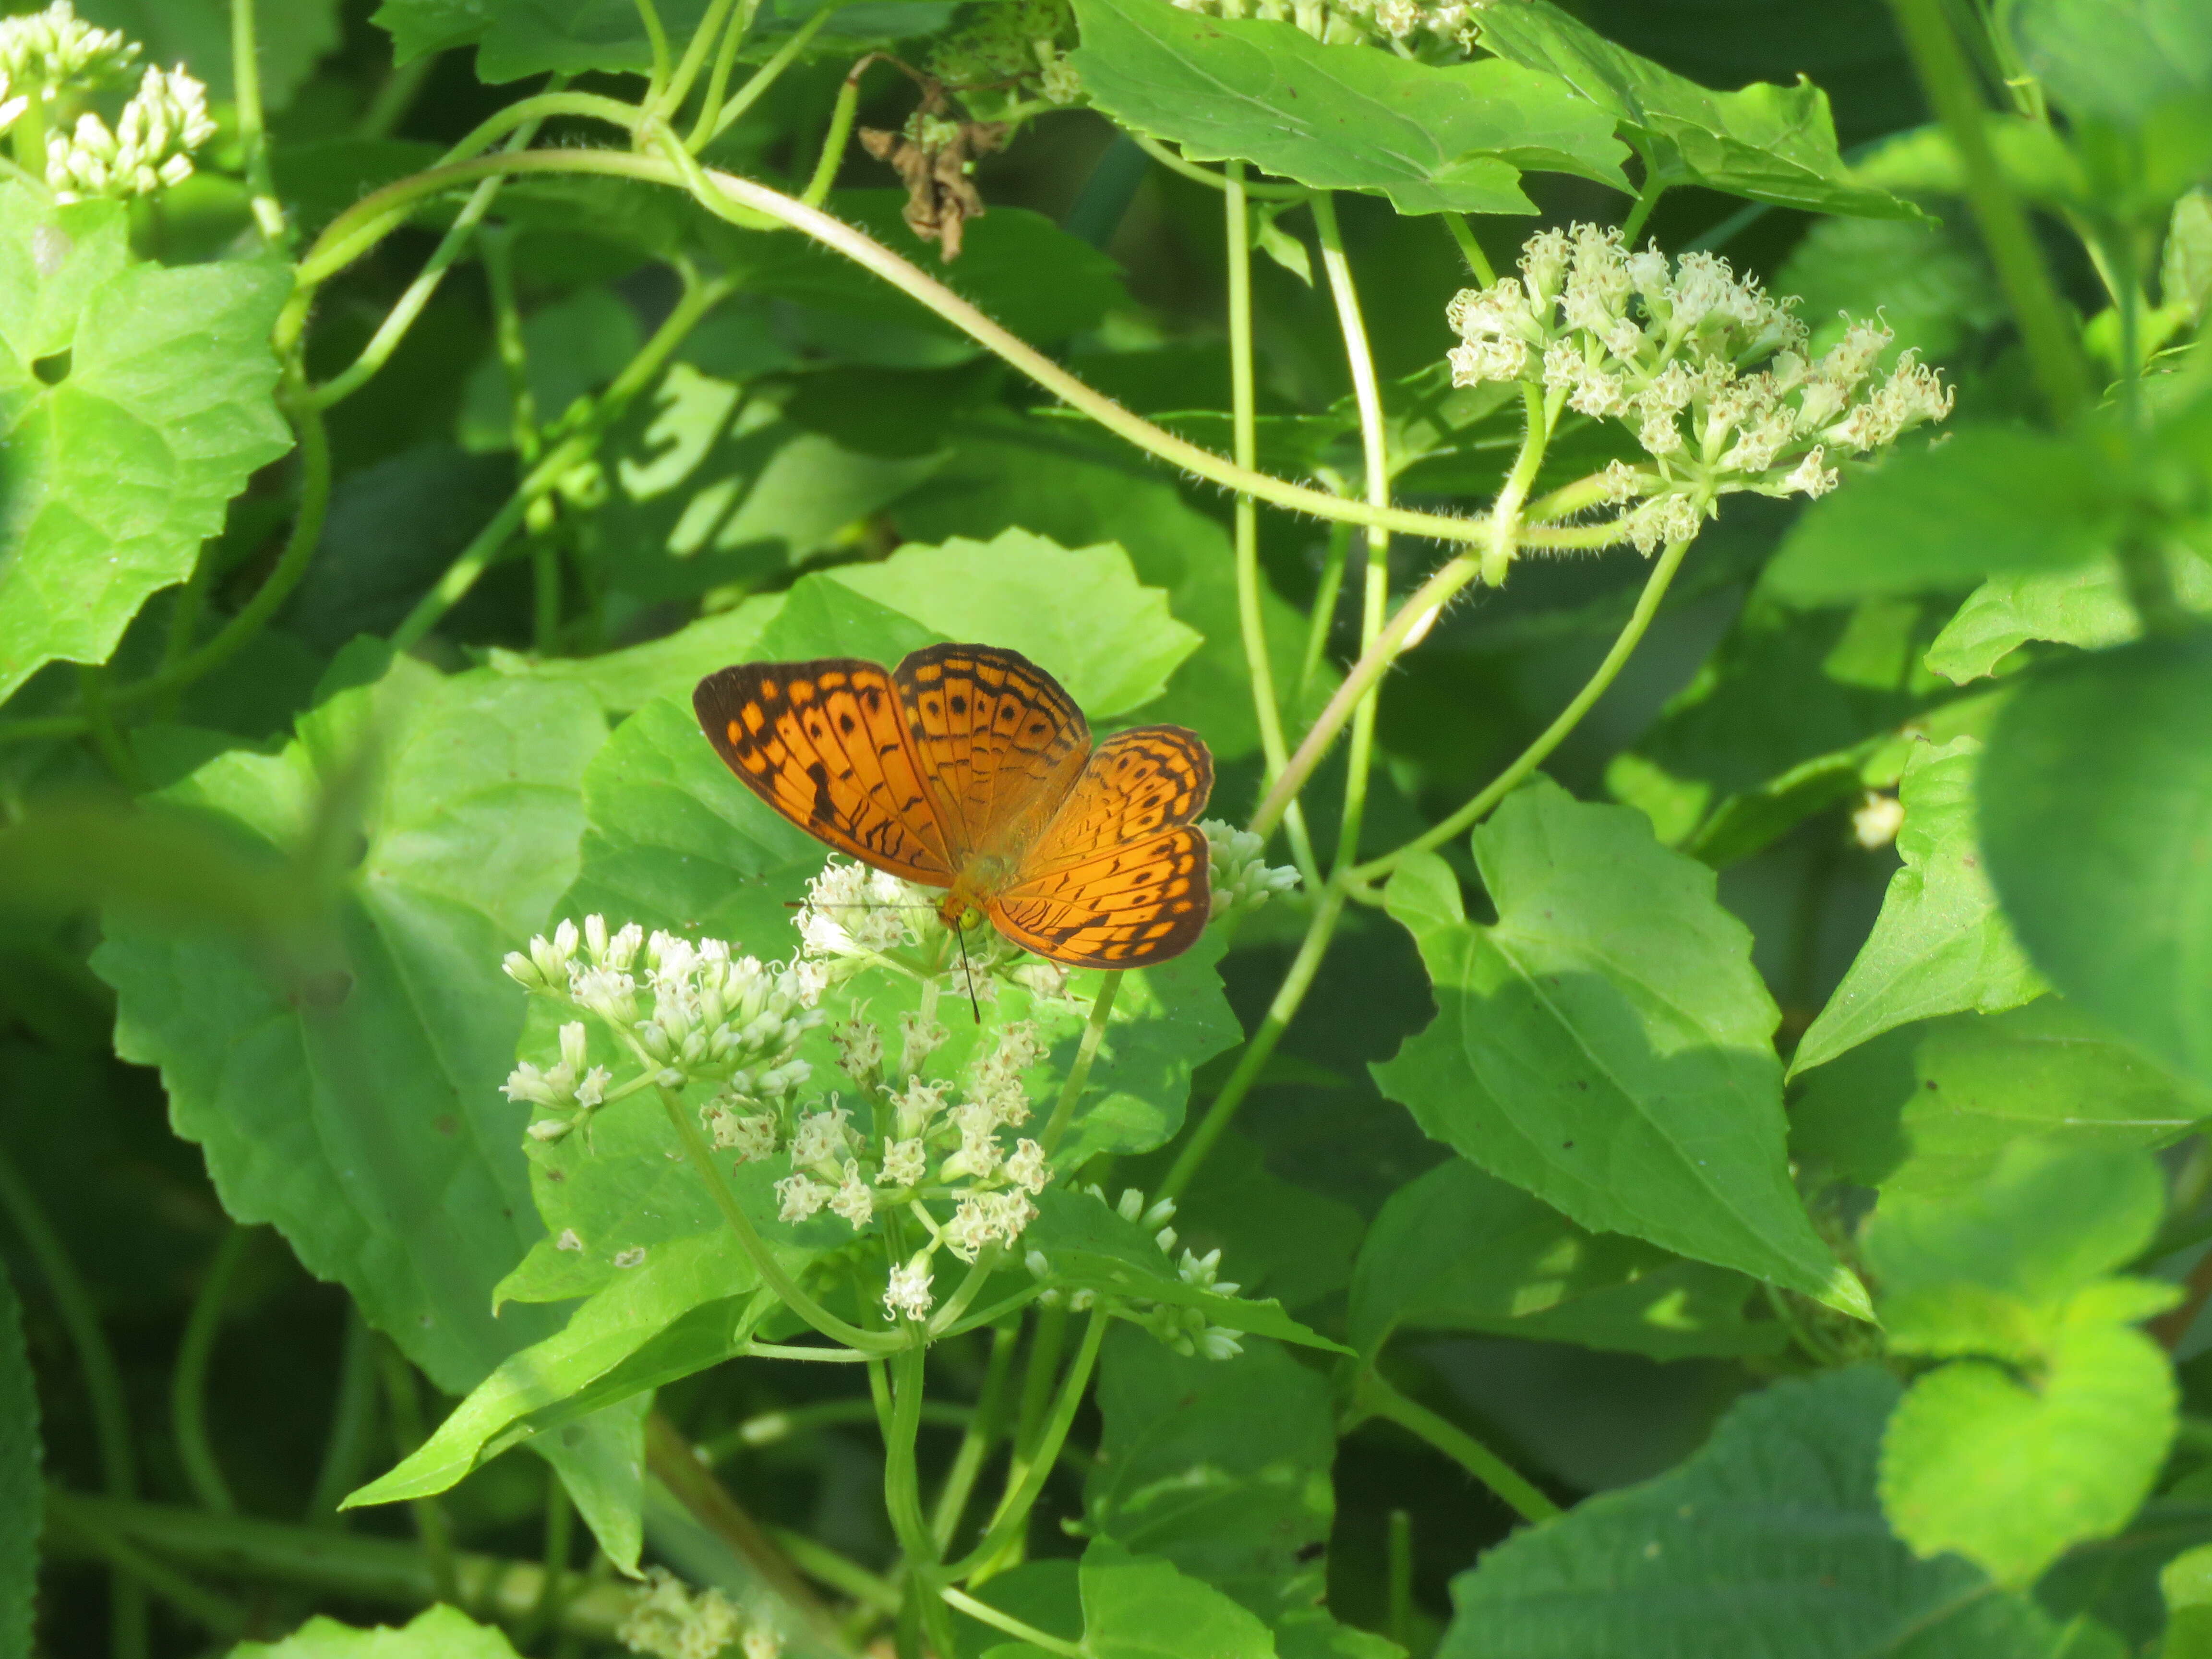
top-left (1356, 533), bottom-right (1694, 879)
top-left (1349, 1370), bottom-right (1559, 1524)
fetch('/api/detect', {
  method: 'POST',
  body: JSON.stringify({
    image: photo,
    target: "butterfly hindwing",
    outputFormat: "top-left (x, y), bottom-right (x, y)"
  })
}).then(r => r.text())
top-left (894, 645), bottom-right (1090, 861)
top-left (695, 660), bottom-right (955, 884)
top-left (991, 724), bottom-right (1214, 968)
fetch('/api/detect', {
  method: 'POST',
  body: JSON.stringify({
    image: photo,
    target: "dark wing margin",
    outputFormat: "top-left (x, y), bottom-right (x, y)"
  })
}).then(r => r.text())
top-left (694, 659), bottom-right (954, 883)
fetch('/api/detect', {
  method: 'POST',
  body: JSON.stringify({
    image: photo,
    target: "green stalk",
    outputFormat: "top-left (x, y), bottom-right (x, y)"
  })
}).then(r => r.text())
top-left (633, 0), bottom-right (673, 96)
top-left (172, 1226), bottom-right (251, 1515)
top-left (802, 61), bottom-right (866, 206)
top-left (1298, 521), bottom-right (1352, 706)
top-left (688, 0), bottom-right (759, 149)
top-left (516, 1467), bottom-right (574, 1649)
top-left (390, 274), bottom-right (733, 649)
top-left (655, 0), bottom-right (743, 122)
top-left (356, 51), bottom-right (435, 139)
top-left (309, 1309), bottom-right (380, 1522)
top-left (1126, 132), bottom-right (1310, 200)
top-left (939, 1587), bottom-right (1085, 1659)
top-left (1311, 192), bottom-right (1390, 872)
top-left (283, 151), bottom-right (1507, 548)
top-left (658, 1086), bottom-right (902, 1353)
top-left (1040, 972), bottom-right (1122, 1156)
top-left (1009, 1304), bottom-right (1066, 1471)
top-left (1348, 1370), bottom-right (1558, 1524)
top-left (1160, 885), bottom-right (1346, 1200)
top-left (376, 1343), bottom-right (459, 1604)
top-left (43, 1491), bottom-right (249, 1639)
top-left (703, 1398), bottom-right (971, 1464)
top-left (74, 666), bottom-right (139, 789)
top-left (1352, 533), bottom-right (1694, 880)
top-left (231, 0), bottom-right (287, 245)
top-left (947, 1311), bottom-right (1107, 1583)
top-left (706, 8), bottom-right (833, 145)
top-left (0, 1148), bottom-right (146, 1659)
top-left (1442, 213), bottom-right (1495, 283)
top-left (1618, 176), bottom-right (1667, 244)
top-left (1226, 165), bottom-right (1318, 883)
top-left (1386, 1511), bottom-right (1413, 1650)
top-left (773, 1526), bottom-right (902, 1611)
top-left (930, 1323), bottom-right (1019, 1551)
top-left (1888, 0), bottom-right (2092, 422)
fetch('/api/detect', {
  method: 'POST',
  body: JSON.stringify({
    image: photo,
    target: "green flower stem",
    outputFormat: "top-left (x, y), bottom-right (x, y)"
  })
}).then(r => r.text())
top-left (704, 1398), bottom-right (972, 1466)
top-left (1311, 192), bottom-right (1391, 872)
top-left (688, 0), bottom-right (760, 149)
top-left (1351, 533), bottom-right (1693, 881)
top-left (356, 51), bottom-right (435, 140)
top-left (655, 0), bottom-right (744, 122)
top-left (289, 151), bottom-right (1503, 547)
top-left (1254, 383), bottom-right (1556, 840)
top-left (1348, 1370), bottom-right (1558, 1524)
top-left (390, 272), bottom-right (732, 649)
top-left (881, 1349), bottom-right (938, 1562)
top-left (927, 1244), bottom-right (1006, 1337)
top-left (1126, 132), bottom-right (1310, 201)
top-left (936, 1286), bottom-right (1044, 1340)
top-left (803, 57), bottom-right (867, 206)
top-left (230, 0), bottom-right (287, 246)
top-left (1442, 213), bottom-right (1495, 283)
top-left (0, 374), bottom-right (333, 746)
top-left (931, 1322), bottom-right (1019, 1550)
top-left (1041, 970), bottom-right (1123, 1157)
top-left (517, 1467), bottom-right (573, 1650)
top-left (1618, 175), bottom-right (1667, 245)
top-left (308, 1309), bottom-right (379, 1523)
top-left (1386, 1510), bottom-right (1413, 1649)
top-left (737, 1340), bottom-right (875, 1362)
top-left (310, 93), bottom-right (583, 410)
top-left (43, 1491), bottom-right (250, 1639)
top-left (375, 1342), bottom-right (459, 1605)
top-left (74, 666), bottom-right (139, 788)
top-left (946, 1310), bottom-right (1107, 1584)
top-left (706, 8), bottom-right (833, 146)
top-left (0, 1145), bottom-right (146, 1659)
top-left (644, 1410), bottom-right (831, 1622)
top-left (1160, 884), bottom-right (1346, 1201)
top-left (939, 1587), bottom-right (1086, 1659)
top-left (658, 1085), bottom-right (903, 1354)
top-left (1887, 0), bottom-right (2092, 424)
top-left (633, 0), bottom-right (673, 96)
top-left (1298, 520), bottom-right (1353, 705)
top-left (772, 1525), bottom-right (902, 1612)
top-left (172, 1226), bottom-right (251, 1515)
top-left (44, 1491), bottom-right (637, 1637)
top-left (1010, 1303), bottom-right (1067, 1459)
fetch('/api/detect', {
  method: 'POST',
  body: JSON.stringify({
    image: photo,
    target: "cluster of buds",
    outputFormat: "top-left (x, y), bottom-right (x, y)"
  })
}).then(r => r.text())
top-left (1202, 819), bottom-right (1300, 919)
top-left (764, 1015), bottom-right (1059, 1321)
top-left (503, 915), bottom-right (821, 1143)
top-left (1028, 1189), bottom-right (1247, 1360)
top-left (617, 1569), bottom-right (782, 1659)
top-left (0, 2), bottom-right (135, 102)
top-left (45, 63), bottom-right (214, 201)
top-left (1448, 224), bottom-right (1955, 553)
top-left (793, 856), bottom-right (1069, 1006)
top-left (1169, 0), bottom-right (1477, 54)
top-left (928, 0), bottom-right (1082, 112)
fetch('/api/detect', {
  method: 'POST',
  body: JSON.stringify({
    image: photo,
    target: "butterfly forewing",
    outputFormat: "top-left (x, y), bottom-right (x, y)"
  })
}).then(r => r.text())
top-left (694, 660), bottom-right (955, 884)
top-left (990, 724), bottom-right (1214, 967)
top-left (894, 645), bottom-right (1090, 862)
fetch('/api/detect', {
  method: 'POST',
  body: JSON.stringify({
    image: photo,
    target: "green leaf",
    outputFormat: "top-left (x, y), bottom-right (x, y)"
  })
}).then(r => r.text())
top-left (0, 1265), bottom-right (36, 1659)
top-left (346, 1231), bottom-right (756, 1509)
top-left (1924, 549), bottom-right (2212, 684)
top-left (2016, 0), bottom-right (2212, 129)
top-left (0, 188), bottom-right (292, 705)
top-left (456, 287), bottom-right (641, 454)
top-left (1442, 1367), bottom-right (2078, 1658)
top-left (1863, 1142), bottom-right (2165, 1310)
top-left (1980, 634), bottom-right (2212, 1091)
top-left (1471, 0), bottom-right (1915, 218)
top-left (1347, 1159), bottom-right (1782, 1362)
top-left (1076, 1540), bottom-right (1277, 1659)
top-left (485, 595), bottom-right (789, 717)
top-left (1792, 738), bottom-right (2044, 1075)
top-left (1879, 1322), bottom-right (2177, 1586)
top-left (1069, 0), bottom-right (1630, 214)
top-left (1165, 1132), bottom-right (1364, 1314)
top-left (1792, 999), bottom-right (2212, 1201)
top-left (372, 0), bottom-right (713, 82)
top-left (2162, 1544), bottom-right (2212, 1659)
top-left (1776, 216), bottom-right (2004, 369)
top-left (532, 1394), bottom-right (650, 1577)
top-left (232, 1604), bottom-right (524, 1658)
top-left (1088, 1328), bottom-right (1332, 1626)
top-left (1372, 780), bottom-right (1865, 1315)
top-left (825, 530), bottom-right (1204, 721)
top-left (91, 652), bottom-right (608, 1394)
top-left (81, 0), bottom-right (341, 107)
top-left (1025, 1189), bottom-right (1346, 1353)
top-left (1765, 426), bottom-right (2118, 605)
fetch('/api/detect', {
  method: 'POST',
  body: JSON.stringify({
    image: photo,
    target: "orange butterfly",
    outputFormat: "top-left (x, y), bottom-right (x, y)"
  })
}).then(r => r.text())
top-left (694, 644), bottom-right (1214, 968)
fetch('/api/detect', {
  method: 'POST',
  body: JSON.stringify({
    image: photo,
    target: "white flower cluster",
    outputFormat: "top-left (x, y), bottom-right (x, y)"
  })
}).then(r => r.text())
top-left (1448, 224), bottom-right (1955, 553)
top-left (763, 1016), bottom-right (1058, 1319)
top-left (1169, 0), bottom-right (1477, 52)
top-left (0, 3), bottom-right (135, 100)
top-left (503, 915), bottom-right (821, 1143)
top-left (792, 855), bottom-right (1071, 1008)
top-left (617, 1568), bottom-right (782, 1659)
top-left (1201, 819), bottom-right (1300, 920)
top-left (45, 63), bottom-right (213, 202)
top-left (1029, 1189), bottom-right (1247, 1360)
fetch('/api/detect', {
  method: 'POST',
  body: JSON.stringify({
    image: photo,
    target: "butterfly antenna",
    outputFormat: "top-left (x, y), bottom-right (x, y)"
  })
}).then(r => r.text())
top-left (957, 922), bottom-right (982, 1024)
